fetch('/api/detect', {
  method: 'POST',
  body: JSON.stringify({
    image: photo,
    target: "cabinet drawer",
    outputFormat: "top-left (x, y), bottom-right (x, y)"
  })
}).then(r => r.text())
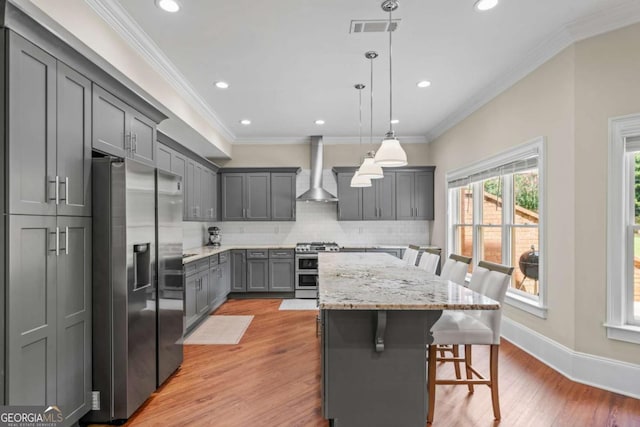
top-left (184, 261), bottom-right (198, 277)
top-left (210, 254), bottom-right (219, 267)
top-left (196, 259), bottom-right (210, 272)
top-left (247, 249), bottom-right (269, 259)
top-left (269, 249), bottom-right (294, 259)
top-left (219, 251), bottom-right (229, 264)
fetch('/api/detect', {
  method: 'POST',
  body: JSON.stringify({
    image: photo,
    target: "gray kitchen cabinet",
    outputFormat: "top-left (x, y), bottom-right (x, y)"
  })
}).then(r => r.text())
top-left (169, 150), bottom-right (188, 220)
top-left (247, 259), bottom-right (269, 292)
top-left (269, 258), bottom-right (294, 292)
top-left (196, 270), bottom-right (209, 316)
top-left (56, 216), bottom-right (92, 423)
top-left (184, 273), bottom-right (199, 328)
top-left (205, 169), bottom-right (218, 221)
top-left (396, 169), bottom-right (434, 220)
top-left (221, 173), bottom-right (246, 221)
top-left (8, 33), bottom-right (57, 216)
top-left (56, 62), bottom-right (92, 218)
top-left (208, 260), bottom-right (222, 311)
top-left (246, 173), bottom-right (271, 220)
top-left (336, 173), bottom-right (362, 220)
top-left (201, 167), bottom-right (215, 221)
top-left (186, 159), bottom-right (198, 220)
top-left (362, 172), bottom-right (396, 220)
top-left (219, 252), bottom-right (231, 296)
top-left (7, 215), bottom-right (92, 421)
top-left (271, 172), bottom-right (296, 221)
top-left (230, 250), bottom-right (247, 292)
top-left (92, 83), bottom-right (157, 167)
top-left (157, 144), bottom-right (172, 172)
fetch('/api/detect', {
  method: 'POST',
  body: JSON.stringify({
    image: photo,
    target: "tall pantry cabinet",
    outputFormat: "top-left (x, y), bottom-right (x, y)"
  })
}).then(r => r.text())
top-left (3, 30), bottom-right (93, 425)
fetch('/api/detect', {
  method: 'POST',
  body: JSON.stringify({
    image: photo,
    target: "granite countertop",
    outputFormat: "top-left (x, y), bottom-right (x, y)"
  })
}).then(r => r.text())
top-left (317, 252), bottom-right (499, 311)
top-left (182, 244), bottom-right (296, 264)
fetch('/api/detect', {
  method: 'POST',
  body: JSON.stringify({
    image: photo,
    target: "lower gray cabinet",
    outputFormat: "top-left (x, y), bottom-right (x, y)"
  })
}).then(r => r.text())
top-left (7, 215), bottom-right (91, 425)
top-left (269, 258), bottom-right (294, 292)
top-left (196, 270), bottom-right (209, 316)
top-left (220, 253), bottom-right (231, 296)
top-left (185, 273), bottom-right (199, 328)
top-left (247, 259), bottom-right (269, 292)
top-left (230, 250), bottom-right (247, 292)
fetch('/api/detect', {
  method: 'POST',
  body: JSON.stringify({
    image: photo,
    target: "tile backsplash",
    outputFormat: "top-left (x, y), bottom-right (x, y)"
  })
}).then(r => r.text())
top-left (182, 169), bottom-right (431, 250)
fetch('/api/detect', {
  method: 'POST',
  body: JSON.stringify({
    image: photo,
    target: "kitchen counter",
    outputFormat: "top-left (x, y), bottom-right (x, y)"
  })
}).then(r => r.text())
top-left (182, 244), bottom-right (296, 264)
top-left (317, 252), bottom-right (498, 310)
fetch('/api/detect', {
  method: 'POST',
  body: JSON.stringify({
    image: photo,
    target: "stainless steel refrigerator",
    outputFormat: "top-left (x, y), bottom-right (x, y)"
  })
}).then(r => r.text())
top-left (85, 158), bottom-right (183, 423)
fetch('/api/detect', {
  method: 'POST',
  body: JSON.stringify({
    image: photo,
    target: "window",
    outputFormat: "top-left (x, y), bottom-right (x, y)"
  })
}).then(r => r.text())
top-left (447, 138), bottom-right (546, 317)
top-left (607, 114), bottom-right (640, 344)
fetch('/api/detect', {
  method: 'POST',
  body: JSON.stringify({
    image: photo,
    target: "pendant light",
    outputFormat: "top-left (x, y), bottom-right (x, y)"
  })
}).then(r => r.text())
top-left (350, 84), bottom-right (372, 188)
top-left (358, 51), bottom-right (384, 180)
top-left (374, 0), bottom-right (408, 167)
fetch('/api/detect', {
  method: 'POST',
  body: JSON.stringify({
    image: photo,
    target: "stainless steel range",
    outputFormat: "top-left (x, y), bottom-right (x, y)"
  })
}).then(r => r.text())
top-left (295, 242), bottom-right (340, 298)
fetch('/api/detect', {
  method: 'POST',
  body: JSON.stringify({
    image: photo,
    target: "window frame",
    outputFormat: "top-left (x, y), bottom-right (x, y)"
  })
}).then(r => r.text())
top-left (606, 114), bottom-right (640, 344)
top-left (446, 137), bottom-right (547, 318)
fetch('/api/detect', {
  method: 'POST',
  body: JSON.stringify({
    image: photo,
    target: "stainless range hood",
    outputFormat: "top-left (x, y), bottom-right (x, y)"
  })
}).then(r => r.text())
top-left (297, 136), bottom-right (338, 202)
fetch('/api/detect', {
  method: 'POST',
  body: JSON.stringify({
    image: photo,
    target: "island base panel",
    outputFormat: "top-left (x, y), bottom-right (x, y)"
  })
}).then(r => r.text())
top-left (322, 309), bottom-right (442, 427)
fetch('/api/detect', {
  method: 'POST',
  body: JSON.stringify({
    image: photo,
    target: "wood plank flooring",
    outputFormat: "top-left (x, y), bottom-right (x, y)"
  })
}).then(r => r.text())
top-left (122, 299), bottom-right (640, 427)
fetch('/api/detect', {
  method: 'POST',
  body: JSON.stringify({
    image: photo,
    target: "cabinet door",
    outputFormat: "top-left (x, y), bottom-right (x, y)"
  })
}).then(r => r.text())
top-left (210, 171), bottom-right (218, 221)
top-left (157, 144), bottom-right (172, 172)
top-left (378, 172), bottom-right (396, 220)
top-left (221, 260), bottom-right (231, 296)
top-left (247, 259), bottom-right (269, 292)
top-left (230, 250), bottom-right (247, 292)
top-left (7, 215), bottom-right (57, 405)
top-left (56, 63), bottom-right (92, 217)
top-left (361, 184), bottom-right (377, 220)
top-left (414, 170), bottom-right (434, 220)
top-left (92, 84), bottom-right (128, 158)
top-left (56, 217), bottom-right (92, 424)
top-left (221, 173), bottom-right (245, 221)
top-left (196, 272), bottom-right (209, 315)
top-left (337, 173), bottom-right (362, 220)
top-left (208, 265), bottom-right (220, 309)
top-left (129, 112), bottom-right (156, 167)
top-left (200, 167), bottom-right (211, 221)
top-left (185, 159), bottom-right (197, 220)
top-left (8, 33), bottom-right (57, 216)
top-left (184, 274), bottom-right (198, 328)
top-left (193, 163), bottom-right (203, 219)
top-left (170, 151), bottom-right (188, 220)
top-left (269, 258), bottom-right (294, 292)
top-left (271, 173), bottom-right (296, 220)
top-left (246, 173), bottom-right (271, 220)
top-left (396, 172), bottom-right (415, 220)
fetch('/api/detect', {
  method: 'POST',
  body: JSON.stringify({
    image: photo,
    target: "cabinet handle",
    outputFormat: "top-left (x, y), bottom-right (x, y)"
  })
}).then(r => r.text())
top-left (125, 132), bottom-right (132, 156)
top-left (48, 227), bottom-right (60, 256)
top-left (49, 176), bottom-right (60, 205)
top-left (58, 177), bottom-right (69, 204)
top-left (65, 226), bottom-right (69, 255)
top-left (132, 132), bottom-right (137, 153)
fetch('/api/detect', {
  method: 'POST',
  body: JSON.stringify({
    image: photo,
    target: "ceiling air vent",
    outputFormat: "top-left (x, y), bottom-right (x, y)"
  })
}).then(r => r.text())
top-left (350, 19), bottom-right (400, 34)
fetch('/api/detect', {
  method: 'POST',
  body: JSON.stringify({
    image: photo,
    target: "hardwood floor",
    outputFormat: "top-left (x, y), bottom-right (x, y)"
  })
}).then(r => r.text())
top-left (122, 299), bottom-right (640, 427)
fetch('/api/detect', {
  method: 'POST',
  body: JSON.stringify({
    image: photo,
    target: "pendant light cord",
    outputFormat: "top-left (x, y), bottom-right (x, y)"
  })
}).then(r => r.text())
top-left (388, 7), bottom-right (393, 134)
top-left (370, 56), bottom-right (374, 149)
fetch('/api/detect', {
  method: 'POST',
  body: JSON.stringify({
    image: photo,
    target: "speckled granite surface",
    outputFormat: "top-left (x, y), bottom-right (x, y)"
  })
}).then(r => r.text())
top-left (318, 253), bottom-right (499, 311)
top-left (183, 245), bottom-right (296, 264)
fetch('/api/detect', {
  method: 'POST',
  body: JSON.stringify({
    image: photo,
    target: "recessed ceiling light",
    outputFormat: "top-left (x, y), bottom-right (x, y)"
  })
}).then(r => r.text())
top-left (474, 0), bottom-right (498, 11)
top-left (156, 0), bottom-right (180, 13)
top-left (315, 119), bottom-right (325, 125)
top-left (240, 119), bottom-right (251, 125)
top-left (390, 119), bottom-right (399, 124)
top-left (417, 80), bottom-right (431, 88)
top-left (215, 81), bottom-right (230, 89)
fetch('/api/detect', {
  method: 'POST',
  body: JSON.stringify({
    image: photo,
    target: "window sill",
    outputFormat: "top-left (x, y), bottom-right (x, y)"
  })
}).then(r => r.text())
top-left (505, 292), bottom-right (547, 318)
top-left (604, 323), bottom-right (640, 345)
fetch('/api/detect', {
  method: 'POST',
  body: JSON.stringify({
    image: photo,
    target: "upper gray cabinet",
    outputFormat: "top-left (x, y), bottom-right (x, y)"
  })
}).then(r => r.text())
top-left (362, 172), bottom-right (396, 220)
top-left (396, 169), bottom-right (435, 220)
top-left (7, 33), bottom-right (91, 217)
top-left (157, 144), bottom-right (172, 172)
top-left (220, 168), bottom-right (300, 221)
top-left (271, 172), bottom-right (297, 221)
top-left (334, 167), bottom-right (435, 221)
top-left (92, 84), bottom-right (157, 167)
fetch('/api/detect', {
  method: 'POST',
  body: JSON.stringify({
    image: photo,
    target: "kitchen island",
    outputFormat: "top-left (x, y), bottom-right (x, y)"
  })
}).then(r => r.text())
top-left (318, 253), bottom-right (499, 427)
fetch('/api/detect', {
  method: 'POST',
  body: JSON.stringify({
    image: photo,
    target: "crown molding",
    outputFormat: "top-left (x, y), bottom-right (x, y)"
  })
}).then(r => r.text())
top-left (84, 0), bottom-right (236, 143)
top-left (233, 135), bottom-right (429, 145)
top-left (426, 0), bottom-right (640, 143)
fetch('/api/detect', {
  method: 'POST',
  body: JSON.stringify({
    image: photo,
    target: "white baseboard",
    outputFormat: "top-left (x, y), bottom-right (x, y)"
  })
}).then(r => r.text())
top-left (501, 317), bottom-right (640, 399)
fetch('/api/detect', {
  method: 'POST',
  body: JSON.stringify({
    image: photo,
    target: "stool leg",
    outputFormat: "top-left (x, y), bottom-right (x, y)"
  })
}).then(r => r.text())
top-left (464, 344), bottom-right (474, 393)
top-left (427, 345), bottom-right (437, 424)
top-left (452, 345), bottom-right (461, 379)
top-left (490, 344), bottom-right (501, 420)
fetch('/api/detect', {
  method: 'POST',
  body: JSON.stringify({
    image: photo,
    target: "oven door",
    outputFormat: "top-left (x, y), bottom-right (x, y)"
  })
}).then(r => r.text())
top-left (296, 272), bottom-right (318, 290)
top-left (297, 255), bottom-right (318, 271)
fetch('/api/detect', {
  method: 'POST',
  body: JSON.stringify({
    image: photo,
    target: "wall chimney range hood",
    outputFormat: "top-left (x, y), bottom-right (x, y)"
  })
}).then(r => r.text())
top-left (297, 136), bottom-right (338, 202)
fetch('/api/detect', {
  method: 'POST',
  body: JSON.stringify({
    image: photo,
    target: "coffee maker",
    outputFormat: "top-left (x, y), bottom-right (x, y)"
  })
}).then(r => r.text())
top-left (207, 226), bottom-right (221, 247)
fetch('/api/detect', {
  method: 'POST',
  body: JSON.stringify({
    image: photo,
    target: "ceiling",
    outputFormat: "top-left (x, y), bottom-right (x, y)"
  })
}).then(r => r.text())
top-left (105, 0), bottom-right (638, 144)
